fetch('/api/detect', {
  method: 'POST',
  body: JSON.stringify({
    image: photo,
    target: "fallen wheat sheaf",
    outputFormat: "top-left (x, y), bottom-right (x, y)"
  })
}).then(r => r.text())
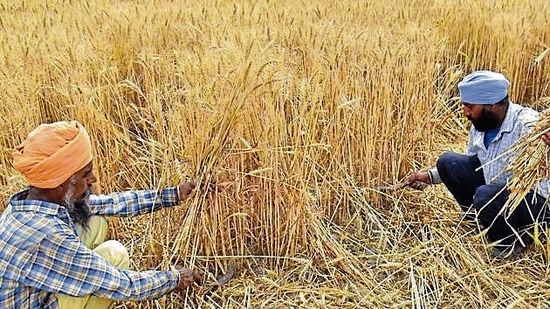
top-left (506, 98), bottom-right (550, 215)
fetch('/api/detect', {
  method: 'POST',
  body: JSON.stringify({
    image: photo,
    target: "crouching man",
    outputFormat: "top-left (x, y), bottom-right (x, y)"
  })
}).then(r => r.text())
top-left (0, 120), bottom-right (199, 308)
top-left (404, 71), bottom-right (549, 260)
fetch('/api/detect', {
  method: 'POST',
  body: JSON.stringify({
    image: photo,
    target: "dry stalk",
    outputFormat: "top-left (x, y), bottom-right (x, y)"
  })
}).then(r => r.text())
top-left (505, 100), bottom-right (550, 214)
top-left (0, 1), bottom-right (549, 308)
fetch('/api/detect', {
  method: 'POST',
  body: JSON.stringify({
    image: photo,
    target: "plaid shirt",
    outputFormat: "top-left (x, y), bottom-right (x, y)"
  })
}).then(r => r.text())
top-left (0, 187), bottom-right (182, 308)
top-left (432, 102), bottom-right (549, 198)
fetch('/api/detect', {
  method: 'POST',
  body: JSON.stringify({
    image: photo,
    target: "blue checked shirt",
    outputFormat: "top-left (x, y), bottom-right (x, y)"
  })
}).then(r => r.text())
top-left (431, 102), bottom-right (549, 198)
top-left (0, 187), bottom-right (182, 308)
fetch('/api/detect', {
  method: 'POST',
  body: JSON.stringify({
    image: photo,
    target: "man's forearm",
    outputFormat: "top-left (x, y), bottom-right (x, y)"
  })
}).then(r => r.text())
top-left (89, 187), bottom-right (180, 216)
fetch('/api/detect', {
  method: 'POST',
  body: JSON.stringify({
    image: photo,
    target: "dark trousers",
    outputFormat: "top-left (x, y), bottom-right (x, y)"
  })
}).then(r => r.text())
top-left (436, 151), bottom-right (548, 245)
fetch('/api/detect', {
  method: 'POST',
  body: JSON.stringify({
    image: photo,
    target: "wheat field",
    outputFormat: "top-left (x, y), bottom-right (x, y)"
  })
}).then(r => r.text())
top-left (0, 0), bottom-right (549, 308)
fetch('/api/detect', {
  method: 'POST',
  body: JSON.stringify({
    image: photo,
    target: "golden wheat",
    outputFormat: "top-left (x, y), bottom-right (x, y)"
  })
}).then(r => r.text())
top-left (505, 99), bottom-right (550, 214)
top-left (0, 0), bottom-right (549, 308)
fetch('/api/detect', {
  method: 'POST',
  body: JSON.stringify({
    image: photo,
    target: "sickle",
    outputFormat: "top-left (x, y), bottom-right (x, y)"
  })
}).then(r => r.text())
top-left (206, 262), bottom-right (236, 286)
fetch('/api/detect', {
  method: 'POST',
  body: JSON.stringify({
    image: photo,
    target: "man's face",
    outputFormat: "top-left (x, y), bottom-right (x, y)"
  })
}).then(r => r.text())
top-left (62, 162), bottom-right (97, 227)
top-left (68, 162), bottom-right (96, 204)
top-left (462, 103), bottom-right (500, 132)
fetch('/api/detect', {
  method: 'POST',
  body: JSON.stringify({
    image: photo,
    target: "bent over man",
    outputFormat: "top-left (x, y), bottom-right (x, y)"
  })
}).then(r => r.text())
top-left (405, 70), bottom-right (549, 260)
top-left (0, 121), bottom-right (198, 308)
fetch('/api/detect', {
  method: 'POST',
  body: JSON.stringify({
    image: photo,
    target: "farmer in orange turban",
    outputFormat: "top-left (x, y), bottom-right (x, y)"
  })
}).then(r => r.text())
top-left (0, 121), bottom-right (199, 309)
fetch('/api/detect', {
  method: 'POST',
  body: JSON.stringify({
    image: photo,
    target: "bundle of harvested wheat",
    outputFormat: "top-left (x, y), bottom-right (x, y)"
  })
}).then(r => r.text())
top-left (505, 98), bottom-right (550, 214)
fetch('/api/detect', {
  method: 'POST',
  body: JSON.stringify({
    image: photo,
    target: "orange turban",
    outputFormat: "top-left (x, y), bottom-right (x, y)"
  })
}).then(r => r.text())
top-left (12, 121), bottom-right (93, 189)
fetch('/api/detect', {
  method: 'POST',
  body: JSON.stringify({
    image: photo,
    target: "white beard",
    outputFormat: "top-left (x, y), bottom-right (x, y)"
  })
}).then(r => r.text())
top-left (63, 184), bottom-right (92, 229)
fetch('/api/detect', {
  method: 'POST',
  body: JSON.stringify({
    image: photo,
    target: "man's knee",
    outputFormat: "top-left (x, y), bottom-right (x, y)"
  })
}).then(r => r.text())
top-left (77, 216), bottom-right (109, 249)
top-left (436, 151), bottom-right (462, 173)
top-left (436, 151), bottom-right (455, 167)
top-left (94, 240), bottom-right (130, 269)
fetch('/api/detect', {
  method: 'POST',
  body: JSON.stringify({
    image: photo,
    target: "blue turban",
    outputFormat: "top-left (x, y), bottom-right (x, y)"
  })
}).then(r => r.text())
top-left (458, 70), bottom-right (510, 105)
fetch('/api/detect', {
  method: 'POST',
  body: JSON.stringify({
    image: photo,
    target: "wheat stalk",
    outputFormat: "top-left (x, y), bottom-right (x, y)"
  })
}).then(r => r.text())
top-left (505, 99), bottom-right (550, 214)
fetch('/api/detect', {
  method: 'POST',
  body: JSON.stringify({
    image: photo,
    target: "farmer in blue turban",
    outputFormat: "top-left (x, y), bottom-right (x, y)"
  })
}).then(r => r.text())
top-left (404, 70), bottom-right (549, 260)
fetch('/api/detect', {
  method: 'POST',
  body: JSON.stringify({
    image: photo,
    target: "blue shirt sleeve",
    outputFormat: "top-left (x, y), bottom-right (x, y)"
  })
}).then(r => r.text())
top-left (88, 187), bottom-right (180, 216)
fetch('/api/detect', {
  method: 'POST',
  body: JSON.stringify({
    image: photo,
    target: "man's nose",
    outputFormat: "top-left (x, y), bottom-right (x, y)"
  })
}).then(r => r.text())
top-left (88, 173), bottom-right (98, 184)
